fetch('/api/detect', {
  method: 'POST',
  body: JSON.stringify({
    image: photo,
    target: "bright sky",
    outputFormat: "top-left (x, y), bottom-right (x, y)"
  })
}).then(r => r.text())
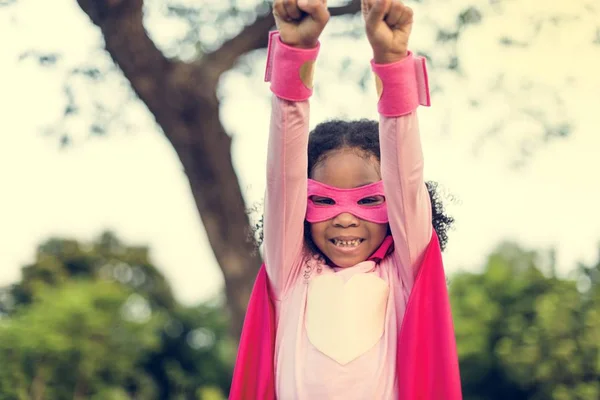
top-left (1, 0), bottom-right (599, 305)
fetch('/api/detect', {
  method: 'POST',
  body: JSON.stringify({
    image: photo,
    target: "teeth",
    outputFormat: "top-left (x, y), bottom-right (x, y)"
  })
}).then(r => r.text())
top-left (333, 239), bottom-right (361, 247)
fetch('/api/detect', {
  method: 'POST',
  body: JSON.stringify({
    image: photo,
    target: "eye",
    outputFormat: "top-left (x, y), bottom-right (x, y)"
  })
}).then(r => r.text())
top-left (310, 196), bottom-right (336, 205)
top-left (357, 195), bottom-right (385, 206)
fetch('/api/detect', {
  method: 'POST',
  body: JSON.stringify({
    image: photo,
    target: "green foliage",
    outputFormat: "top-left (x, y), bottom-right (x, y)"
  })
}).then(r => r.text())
top-left (0, 231), bottom-right (233, 399)
top-left (144, 302), bottom-right (235, 399)
top-left (450, 242), bottom-right (600, 400)
top-left (2, 231), bottom-right (599, 398)
top-left (0, 281), bottom-right (162, 399)
top-left (7, 231), bottom-right (175, 312)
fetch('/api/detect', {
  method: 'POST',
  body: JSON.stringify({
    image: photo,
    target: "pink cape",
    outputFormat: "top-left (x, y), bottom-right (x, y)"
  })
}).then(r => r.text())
top-left (229, 233), bottom-right (462, 399)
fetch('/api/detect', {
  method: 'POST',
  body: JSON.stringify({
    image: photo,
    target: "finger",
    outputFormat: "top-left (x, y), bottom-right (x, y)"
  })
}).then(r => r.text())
top-left (273, 0), bottom-right (290, 22)
top-left (299, 0), bottom-right (330, 24)
top-left (361, 0), bottom-right (369, 18)
top-left (283, 0), bottom-right (302, 21)
top-left (391, 4), bottom-right (413, 32)
top-left (385, 1), bottom-right (406, 27)
top-left (365, 0), bottom-right (391, 27)
top-left (401, 6), bottom-right (414, 27)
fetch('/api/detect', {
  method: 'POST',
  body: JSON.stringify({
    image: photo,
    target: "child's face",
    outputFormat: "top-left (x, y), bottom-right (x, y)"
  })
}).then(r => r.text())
top-left (309, 148), bottom-right (388, 268)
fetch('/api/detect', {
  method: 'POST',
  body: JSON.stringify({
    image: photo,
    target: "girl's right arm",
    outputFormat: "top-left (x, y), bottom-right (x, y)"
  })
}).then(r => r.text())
top-left (264, 96), bottom-right (310, 297)
top-left (264, 0), bottom-right (329, 298)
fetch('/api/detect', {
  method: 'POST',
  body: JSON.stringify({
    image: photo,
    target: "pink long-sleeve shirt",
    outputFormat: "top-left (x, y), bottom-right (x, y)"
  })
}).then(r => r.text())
top-left (263, 96), bottom-right (432, 399)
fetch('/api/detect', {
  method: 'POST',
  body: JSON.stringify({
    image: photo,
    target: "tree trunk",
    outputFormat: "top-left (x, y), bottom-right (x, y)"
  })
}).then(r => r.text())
top-left (75, 0), bottom-right (360, 338)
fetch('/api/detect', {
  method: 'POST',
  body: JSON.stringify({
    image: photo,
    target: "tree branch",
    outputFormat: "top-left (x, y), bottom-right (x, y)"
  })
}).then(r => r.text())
top-left (76, 0), bottom-right (186, 127)
top-left (206, 0), bottom-right (362, 77)
top-left (74, 0), bottom-right (360, 340)
top-left (76, 0), bottom-right (262, 338)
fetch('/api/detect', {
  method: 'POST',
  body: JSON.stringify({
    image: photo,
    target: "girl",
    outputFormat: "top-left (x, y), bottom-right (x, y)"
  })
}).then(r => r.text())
top-left (231, 0), bottom-right (462, 398)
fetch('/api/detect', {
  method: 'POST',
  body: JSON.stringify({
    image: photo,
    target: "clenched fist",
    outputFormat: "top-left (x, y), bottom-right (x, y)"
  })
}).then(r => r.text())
top-left (273, 0), bottom-right (330, 48)
top-left (362, 0), bottom-right (413, 64)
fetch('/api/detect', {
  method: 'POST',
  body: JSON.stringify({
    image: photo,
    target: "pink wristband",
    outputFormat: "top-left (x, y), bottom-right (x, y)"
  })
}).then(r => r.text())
top-left (371, 52), bottom-right (431, 117)
top-left (264, 31), bottom-right (320, 101)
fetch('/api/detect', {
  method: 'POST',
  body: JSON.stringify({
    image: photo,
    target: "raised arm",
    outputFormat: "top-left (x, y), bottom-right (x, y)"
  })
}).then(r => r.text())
top-left (263, 0), bottom-right (330, 297)
top-left (380, 110), bottom-right (432, 282)
top-left (264, 96), bottom-right (310, 297)
top-left (363, 0), bottom-right (432, 283)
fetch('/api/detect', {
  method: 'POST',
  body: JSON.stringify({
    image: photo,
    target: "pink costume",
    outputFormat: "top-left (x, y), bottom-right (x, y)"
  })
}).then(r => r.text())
top-left (230, 32), bottom-right (462, 399)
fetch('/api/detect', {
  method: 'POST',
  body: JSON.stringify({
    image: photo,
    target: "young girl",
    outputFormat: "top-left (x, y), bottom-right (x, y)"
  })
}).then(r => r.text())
top-left (231, 0), bottom-right (462, 398)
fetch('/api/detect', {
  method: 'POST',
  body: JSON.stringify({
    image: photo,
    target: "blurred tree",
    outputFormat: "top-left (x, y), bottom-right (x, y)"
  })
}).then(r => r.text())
top-left (68, 0), bottom-right (596, 337)
top-left (144, 302), bottom-right (234, 399)
top-left (2, 231), bottom-right (600, 398)
top-left (70, 0), bottom-right (368, 339)
top-left (450, 242), bottom-right (600, 400)
top-left (7, 231), bottom-right (175, 312)
top-left (4, 0), bottom-right (596, 338)
top-left (0, 232), bottom-right (234, 399)
top-left (0, 281), bottom-right (162, 399)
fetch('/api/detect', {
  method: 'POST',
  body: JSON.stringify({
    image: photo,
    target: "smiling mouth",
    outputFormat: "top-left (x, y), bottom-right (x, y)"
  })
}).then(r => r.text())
top-left (329, 238), bottom-right (365, 248)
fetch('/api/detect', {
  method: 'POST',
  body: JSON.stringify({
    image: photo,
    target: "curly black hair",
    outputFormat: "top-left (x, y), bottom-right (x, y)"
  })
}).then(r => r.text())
top-left (306, 119), bottom-right (453, 252)
top-left (249, 119), bottom-right (454, 254)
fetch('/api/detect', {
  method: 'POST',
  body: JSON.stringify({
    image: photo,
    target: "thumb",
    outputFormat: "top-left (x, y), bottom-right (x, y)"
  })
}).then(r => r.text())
top-left (298, 0), bottom-right (330, 24)
top-left (365, 0), bottom-right (390, 26)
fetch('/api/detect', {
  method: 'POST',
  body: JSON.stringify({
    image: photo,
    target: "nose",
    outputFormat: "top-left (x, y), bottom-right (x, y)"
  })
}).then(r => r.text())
top-left (332, 212), bottom-right (359, 228)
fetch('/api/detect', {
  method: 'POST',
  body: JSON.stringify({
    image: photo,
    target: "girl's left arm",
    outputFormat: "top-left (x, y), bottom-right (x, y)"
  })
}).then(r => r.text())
top-left (362, 0), bottom-right (433, 283)
top-left (380, 110), bottom-right (432, 284)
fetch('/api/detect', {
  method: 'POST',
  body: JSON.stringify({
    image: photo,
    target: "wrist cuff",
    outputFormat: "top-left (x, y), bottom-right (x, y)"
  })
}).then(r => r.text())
top-left (264, 31), bottom-right (320, 101)
top-left (371, 52), bottom-right (431, 117)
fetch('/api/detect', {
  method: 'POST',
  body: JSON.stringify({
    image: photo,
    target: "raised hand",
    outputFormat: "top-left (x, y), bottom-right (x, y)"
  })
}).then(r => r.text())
top-left (362, 0), bottom-right (413, 64)
top-left (273, 0), bottom-right (330, 48)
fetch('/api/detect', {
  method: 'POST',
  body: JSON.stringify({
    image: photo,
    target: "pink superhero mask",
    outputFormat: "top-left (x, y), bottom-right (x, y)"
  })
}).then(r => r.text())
top-left (306, 179), bottom-right (389, 224)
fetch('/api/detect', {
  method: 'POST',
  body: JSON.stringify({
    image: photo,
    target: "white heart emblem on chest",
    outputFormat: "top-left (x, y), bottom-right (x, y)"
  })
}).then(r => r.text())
top-left (305, 273), bottom-right (390, 365)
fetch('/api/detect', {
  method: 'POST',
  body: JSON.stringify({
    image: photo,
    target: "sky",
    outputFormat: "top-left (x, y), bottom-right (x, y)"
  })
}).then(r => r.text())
top-left (1, 0), bottom-right (599, 305)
